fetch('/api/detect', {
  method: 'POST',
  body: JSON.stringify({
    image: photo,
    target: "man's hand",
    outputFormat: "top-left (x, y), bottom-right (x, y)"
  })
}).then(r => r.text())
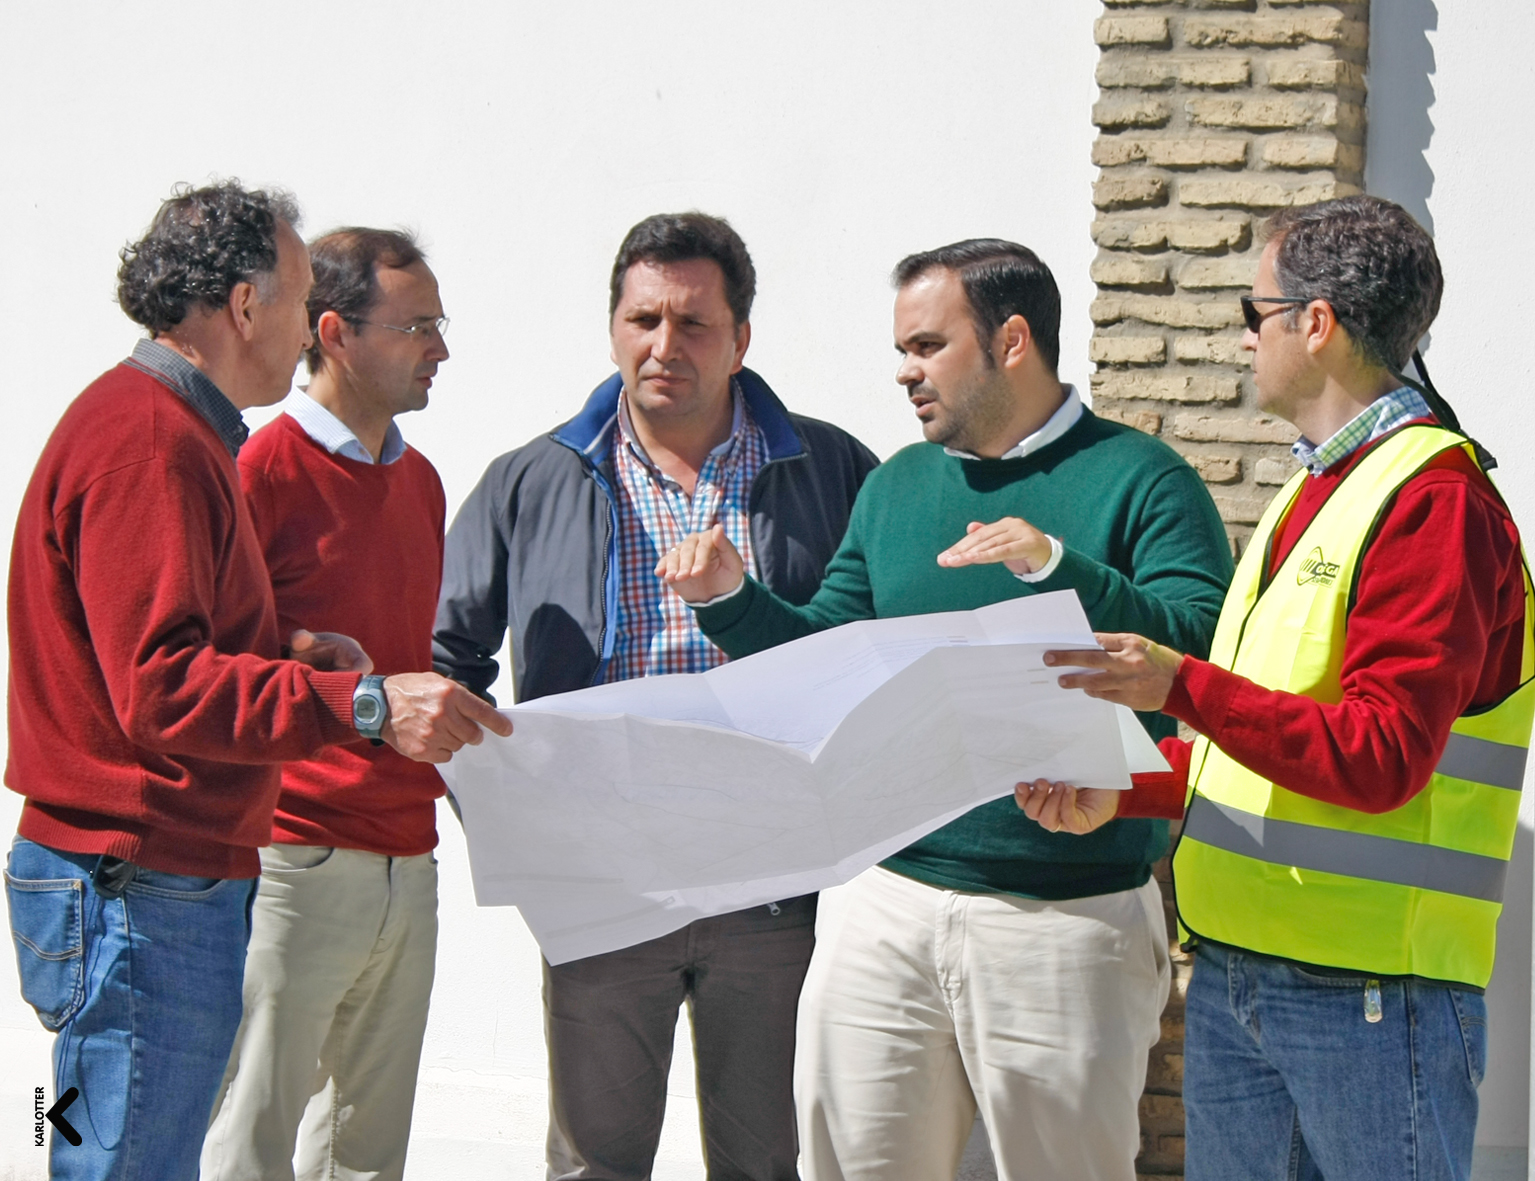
top-left (936, 518), bottom-right (1053, 575)
top-left (1015, 778), bottom-right (1121, 834)
top-left (290, 628), bottom-right (373, 674)
top-left (1045, 632), bottom-right (1183, 712)
top-left (654, 523), bottom-right (745, 603)
top-left (381, 673), bottom-right (514, 764)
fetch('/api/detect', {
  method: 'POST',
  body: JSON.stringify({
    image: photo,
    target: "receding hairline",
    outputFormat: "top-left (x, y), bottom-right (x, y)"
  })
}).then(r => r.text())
top-left (308, 226), bottom-right (424, 262)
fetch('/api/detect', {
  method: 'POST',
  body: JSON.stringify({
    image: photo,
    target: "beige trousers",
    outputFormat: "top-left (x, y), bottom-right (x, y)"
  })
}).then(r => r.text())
top-left (796, 866), bottom-right (1170, 1181)
top-left (201, 844), bottom-right (438, 1181)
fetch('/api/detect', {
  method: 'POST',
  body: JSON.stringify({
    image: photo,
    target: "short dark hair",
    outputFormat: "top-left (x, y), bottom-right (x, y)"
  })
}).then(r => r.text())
top-left (117, 180), bottom-right (302, 335)
top-left (304, 227), bottom-right (426, 374)
top-left (1263, 196), bottom-right (1443, 372)
top-left (608, 212), bottom-right (756, 325)
top-left (893, 240), bottom-right (1062, 373)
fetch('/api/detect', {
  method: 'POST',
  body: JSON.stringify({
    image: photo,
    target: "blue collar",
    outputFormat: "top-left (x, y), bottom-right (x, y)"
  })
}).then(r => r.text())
top-left (551, 367), bottom-right (804, 464)
top-left (125, 339), bottom-right (249, 457)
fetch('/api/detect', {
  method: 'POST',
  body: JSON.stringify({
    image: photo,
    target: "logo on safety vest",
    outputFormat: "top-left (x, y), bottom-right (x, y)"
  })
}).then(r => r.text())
top-left (1298, 547), bottom-right (1340, 587)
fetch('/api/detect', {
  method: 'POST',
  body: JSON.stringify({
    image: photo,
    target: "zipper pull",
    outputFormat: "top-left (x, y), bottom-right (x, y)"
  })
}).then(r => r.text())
top-left (1364, 979), bottom-right (1383, 1023)
top-left (766, 901), bottom-right (781, 916)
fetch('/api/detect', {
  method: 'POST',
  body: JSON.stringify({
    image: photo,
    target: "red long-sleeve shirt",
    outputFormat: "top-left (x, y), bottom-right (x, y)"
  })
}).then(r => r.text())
top-left (240, 413), bottom-right (447, 855)
top-left (1120, 428), bottom-right (1526, 820)
top-left (6, 364), bottom-right (360, 878)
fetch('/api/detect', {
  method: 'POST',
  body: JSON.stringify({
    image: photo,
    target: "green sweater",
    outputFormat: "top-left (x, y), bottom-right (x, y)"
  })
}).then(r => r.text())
top-left (696, 408), bottom-right (1234, 899)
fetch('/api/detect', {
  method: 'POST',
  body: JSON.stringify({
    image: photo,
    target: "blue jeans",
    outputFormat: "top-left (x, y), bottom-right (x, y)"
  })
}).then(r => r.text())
top-left (4, 837), bottom-right (257, 1181)
top-left (1184, 940), bottom-right (1486, 1181)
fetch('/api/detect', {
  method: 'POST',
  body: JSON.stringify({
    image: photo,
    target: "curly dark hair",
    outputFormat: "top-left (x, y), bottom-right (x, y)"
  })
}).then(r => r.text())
top-left (1264, 196), bottom-right (1442, 372)
top-left (304, 227), bottom-right (425, 374)
top-left (892, 239), bottom-right (1062, 374)
top-left (117, 181), bottom-right (302, 334)
top-left (609, 212), bottom-right (756, 325)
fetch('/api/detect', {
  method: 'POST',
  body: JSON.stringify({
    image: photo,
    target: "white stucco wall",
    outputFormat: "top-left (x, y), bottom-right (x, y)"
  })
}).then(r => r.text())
top-left (3, 3), bottom-right (1532, 1178)
top-left (0, 4), bottom-right (1098, 1176)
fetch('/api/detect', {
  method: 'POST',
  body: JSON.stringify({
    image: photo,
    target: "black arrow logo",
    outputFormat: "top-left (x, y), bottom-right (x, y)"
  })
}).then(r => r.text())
top-left (46, 1087), bottom-right (81, 1146)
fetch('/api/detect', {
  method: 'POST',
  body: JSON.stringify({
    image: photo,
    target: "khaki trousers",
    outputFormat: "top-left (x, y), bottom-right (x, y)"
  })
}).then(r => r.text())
top-left (201, 844), bottom-right (438, 1181)
top-left (796, 866), bottom-right (1170, 1181)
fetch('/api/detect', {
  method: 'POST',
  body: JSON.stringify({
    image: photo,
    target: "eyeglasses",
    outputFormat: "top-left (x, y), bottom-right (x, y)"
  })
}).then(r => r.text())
top-left (1240, 296), bottom-right (1310, 334)
top-left (350, 315), bottom-right (450, 342)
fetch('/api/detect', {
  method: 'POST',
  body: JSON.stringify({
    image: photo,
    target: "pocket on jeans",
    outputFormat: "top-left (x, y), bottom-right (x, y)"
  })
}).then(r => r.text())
top-left (259, 844), bottom-right (335, 873)
top-left (3, 872), bottom-right (86, 1031)
top-left (126, 867), bottom-right (224, 899)
top-left (1448, 988), bottom-right (1487, 1087)
top-left (1285, 962), bottom-right (1368, 988)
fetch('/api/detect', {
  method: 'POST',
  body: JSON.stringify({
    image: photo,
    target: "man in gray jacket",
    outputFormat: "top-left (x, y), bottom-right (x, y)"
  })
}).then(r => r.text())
top-left (434, 212), bottom-right (878, 1181)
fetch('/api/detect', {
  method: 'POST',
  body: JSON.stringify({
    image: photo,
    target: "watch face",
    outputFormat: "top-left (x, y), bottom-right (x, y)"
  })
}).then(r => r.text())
top-left (356, 697), bottom-right (382, 726)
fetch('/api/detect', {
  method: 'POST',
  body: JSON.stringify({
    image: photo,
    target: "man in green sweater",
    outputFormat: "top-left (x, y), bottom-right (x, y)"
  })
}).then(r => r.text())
top-left (656, 239), bottom-right (1233, 1181)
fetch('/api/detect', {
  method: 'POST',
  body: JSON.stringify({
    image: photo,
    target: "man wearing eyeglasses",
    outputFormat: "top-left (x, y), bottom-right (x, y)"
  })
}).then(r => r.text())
top-left (1018, 196), bottom-right (1531, 1180)
top-left (202, 228), bottom-right (457, 1181)
top-left (6, 187), bottom-right (506, 1181)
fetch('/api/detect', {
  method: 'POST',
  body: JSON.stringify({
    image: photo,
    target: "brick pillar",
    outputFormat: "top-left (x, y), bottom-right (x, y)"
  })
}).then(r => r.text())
top-left (1087, 5), bottom-right (1369, 1177)
top-left (1090, 0), bottom-right (1368, 558)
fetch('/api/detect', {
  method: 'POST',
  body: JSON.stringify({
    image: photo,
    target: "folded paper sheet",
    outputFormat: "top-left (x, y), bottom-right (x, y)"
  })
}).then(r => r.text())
top-left (440, 590), bottom-right (1170, 965)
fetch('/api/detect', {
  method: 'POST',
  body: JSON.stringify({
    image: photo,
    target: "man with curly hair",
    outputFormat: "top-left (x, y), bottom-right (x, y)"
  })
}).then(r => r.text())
top-left (3, 182), bottom-right (507, 1181)
top-left (1029, 196), bottom-right (1530, 1180)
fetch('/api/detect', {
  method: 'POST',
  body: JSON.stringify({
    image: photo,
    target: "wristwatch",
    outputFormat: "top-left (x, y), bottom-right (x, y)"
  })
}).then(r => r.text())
top-left (352, 675), bottom-right (389, 745)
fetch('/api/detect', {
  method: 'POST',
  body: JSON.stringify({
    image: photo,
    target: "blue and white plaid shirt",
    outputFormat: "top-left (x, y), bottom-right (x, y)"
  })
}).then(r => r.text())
top-left (1291, 386), bottom-right (1433, 477)
top-left (605, 380), bottom-right (768, 682)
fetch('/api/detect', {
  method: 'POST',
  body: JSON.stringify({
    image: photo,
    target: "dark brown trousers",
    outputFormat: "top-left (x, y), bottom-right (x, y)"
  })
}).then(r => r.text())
top-left (544, 895), bottom-right (818, 1181)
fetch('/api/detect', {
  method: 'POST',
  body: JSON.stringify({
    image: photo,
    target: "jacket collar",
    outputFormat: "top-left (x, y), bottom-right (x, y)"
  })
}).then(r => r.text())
top-left (550, 367), bottom-right (805, 463)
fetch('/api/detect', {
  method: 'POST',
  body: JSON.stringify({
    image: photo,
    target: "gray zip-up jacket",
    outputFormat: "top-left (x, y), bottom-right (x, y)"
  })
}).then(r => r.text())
top-left (433, 368), bottom-right (880, 703)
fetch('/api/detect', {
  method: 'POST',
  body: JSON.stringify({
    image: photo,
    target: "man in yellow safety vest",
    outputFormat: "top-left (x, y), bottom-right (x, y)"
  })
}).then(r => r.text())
top-left (997, 196), bottom-right (1530, 1180)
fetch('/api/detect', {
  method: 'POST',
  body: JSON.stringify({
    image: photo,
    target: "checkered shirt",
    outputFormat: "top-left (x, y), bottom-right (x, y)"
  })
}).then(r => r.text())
top-left (1291, 385), bottom-right (1433, 476)
top-left (605, 382), bottom-right (767, 682)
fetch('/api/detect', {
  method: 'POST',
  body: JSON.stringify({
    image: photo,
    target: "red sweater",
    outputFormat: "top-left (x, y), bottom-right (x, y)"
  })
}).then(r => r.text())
top-left (240, 413), bottom-right (447, 855)
top-left (1121, 427), bottom-right (1526, 819)
top-left (7, 365), bottom-right (360, 878)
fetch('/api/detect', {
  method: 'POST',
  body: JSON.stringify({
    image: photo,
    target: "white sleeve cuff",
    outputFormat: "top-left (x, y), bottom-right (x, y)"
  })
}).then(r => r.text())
top-left (691, 577), bottom-right (749, 608)
top-left (1013, 535), bottom-right (1064, 584)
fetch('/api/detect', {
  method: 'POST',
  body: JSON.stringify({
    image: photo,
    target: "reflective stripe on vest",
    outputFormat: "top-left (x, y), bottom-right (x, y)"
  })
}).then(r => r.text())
top-left (1434, 732), bottom-right (1527, 791)
top-left (1174, 423), bottom-right (1534, 989)
top-left (1183, 798), bottom-right (1509, 904)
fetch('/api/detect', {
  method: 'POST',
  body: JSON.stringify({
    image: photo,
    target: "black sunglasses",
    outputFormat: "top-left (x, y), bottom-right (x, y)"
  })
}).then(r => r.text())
top-left (1240, 295), bottom-right (1311, 334)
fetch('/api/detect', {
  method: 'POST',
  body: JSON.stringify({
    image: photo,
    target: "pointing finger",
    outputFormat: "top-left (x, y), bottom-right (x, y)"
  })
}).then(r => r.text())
top-left (458, 691), bottom-right (513, 738)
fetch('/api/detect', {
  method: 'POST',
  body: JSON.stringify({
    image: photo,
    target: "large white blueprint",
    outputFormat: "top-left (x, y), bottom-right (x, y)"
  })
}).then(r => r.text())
top-left (440, 590), bottom-right (1169, 965)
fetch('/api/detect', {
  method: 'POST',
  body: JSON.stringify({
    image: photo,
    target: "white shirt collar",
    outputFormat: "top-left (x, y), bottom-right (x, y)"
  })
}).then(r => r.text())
top-left (943, 384), bottom-right (1083, 462)
top-left (285, 390), bottom-right (406, 465)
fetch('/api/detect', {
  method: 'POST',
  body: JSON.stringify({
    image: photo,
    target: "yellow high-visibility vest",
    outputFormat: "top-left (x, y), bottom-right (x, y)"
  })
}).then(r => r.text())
top-left (1173, 424), bottom-right (1534, 988)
